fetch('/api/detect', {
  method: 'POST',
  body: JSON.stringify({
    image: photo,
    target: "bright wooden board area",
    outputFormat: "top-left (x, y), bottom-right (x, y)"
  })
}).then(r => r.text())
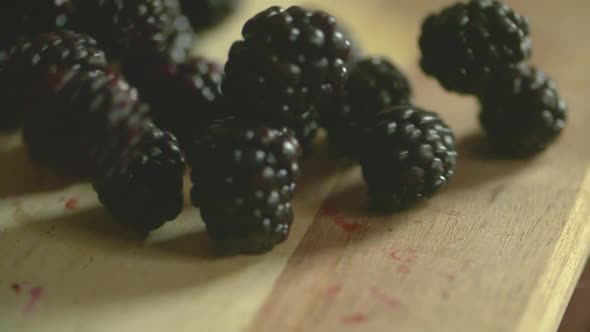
top-left (1, 1), bottom-right (590, 331)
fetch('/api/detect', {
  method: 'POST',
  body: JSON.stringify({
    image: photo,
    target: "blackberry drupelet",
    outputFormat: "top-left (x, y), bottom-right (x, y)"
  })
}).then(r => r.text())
top-left (0, 0), bottom-right (74, 54)
top-left (0, 30), bottom-right (108, 131)
top-left (179, 0), bottom-right (238, 31)
top-left (189, 119), bottom-right (302, 254)
top-left (74, 0), bottom-right (192, 62)
top-left (94, 126), bottom-right (185, 231)
top-left (222, 6), bottom-right (352, 151)
top-left (479, 65), bottom-right (567, 157)
top-left (419, 0), bottom-right (531, 95)
top-left (360, 106), bottom-right (457, 212)
top-left (321, 57), bottom-right (412, 158)
top-left (23, 66), bottom-right (152, 178)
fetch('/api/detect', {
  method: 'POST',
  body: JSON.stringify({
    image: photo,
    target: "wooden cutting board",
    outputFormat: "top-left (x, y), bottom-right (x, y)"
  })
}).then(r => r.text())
top-left (1, 1), bottom-right (589, 331)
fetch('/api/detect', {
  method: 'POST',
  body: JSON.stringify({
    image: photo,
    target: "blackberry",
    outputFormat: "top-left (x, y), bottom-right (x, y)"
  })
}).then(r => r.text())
top-left (479, 65), bottom-right (567, 157)
top-left (360, 106), bottom-right (457, 212)
top-left (222, 6), bottom-right (352, 151)
top-left (6, 30), bottom-right (108, 74)
top-left (23, 66), bottom-right (152, 178)
top-left (419, 0), bottom-right (531, 95)
top-left (321, 57), bottom-right (412, 158)
top-left (0, 0), bottom-right (74, 53)
top-left (189, 119), bottom-right (302, 254)
top-left (0, 30), bottom-right (108, 132)
top-left (129, 58), bottom-right (225, 146)
top-left (94, 126), bottom-right (185, 231)
top-left (74, 0), bottom-right (192, 61)
top-left (0, 60), bottom-right (20, 131)
top-left (179, 0), bottom-right (238, 31)
top-left (122, 12), bottom-right (196, 86)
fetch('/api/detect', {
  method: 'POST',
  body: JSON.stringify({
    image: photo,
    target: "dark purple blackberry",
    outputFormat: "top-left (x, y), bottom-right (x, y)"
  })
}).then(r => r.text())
top-left (321, 57), bottom-right (412, 158)
top-left (0, 60), bottom-right (20, 131)
top-left (23, 66), bottom-right (152, 178)
top-left (189, 119), bottom-right (302, 254)
top-left (7, 30), bottom-right (108, 74)
top-left (419, 0), bottom-right (531, 95)
top-left (74, 0), bottom-right (194, 62)
top-left (0, 30), bottom-right (108, 132)
top-left (93, 126), bottom-right (185, 231)
top-left (479, 65), bottom-right (567, 157)
top-left (179, 0), bottom-right (238, 31)
top-left (222, 6), bottom-right (352, 152)
top-left (130, 58), bottom-right (226, 146)
top-left (121, 11), bottom-right (196, 87)
top-left (360, 106), bottom-right (457, 212)
top-left (0, 0), bottom-right (74, 53)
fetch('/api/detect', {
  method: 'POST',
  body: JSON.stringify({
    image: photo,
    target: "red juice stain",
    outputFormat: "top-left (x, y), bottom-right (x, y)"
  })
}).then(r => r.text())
top-left (389, 250), bottom-right (417, 263)
top-left (65, 198), bottom-right (79, 210)
top-left (325, 284), bottom-right (342, 296)
top-left (341, 313), bottom-right (367, 324)
top-left (397, 265), bottom-right (410, 274)
top-left (340, 223), bottom-right (362, 233)
top-left (447, 274), bottom-right (456, 281)
top-left (370, 287), bottom-right (401, 309)
top-left (390, 250), bottom-right (402, 261)
top-left (11, 283), bottom-right (21, 294)
top-left (323, 206), bottom-right (339, 217)
top-left (24, 286), bottom-right (44, 314)
top-left (333, 216), bottom-right (363, 233)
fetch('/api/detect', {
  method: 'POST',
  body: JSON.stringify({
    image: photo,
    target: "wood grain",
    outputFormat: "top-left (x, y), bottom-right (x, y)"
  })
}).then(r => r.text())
top-left (1, 1), bottom-right (590, 332)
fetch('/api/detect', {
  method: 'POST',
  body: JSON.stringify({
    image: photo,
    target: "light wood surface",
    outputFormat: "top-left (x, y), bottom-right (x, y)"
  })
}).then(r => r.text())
top-left (1, 1), bottom-right (590, 331)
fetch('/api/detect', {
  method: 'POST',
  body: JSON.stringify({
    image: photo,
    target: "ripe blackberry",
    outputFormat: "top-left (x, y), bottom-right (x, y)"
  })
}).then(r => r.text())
top-left (321, 57), bottom-right (412, 158)
top-left (74, 0), bottom-right (192, 61)
top-left (479, 65), bottom-right (567, 157)
top-left (0, 0), bottom-right (74, 53)
top-left (121, 12), bottom-right (196, 87)
top-left (23, 67), bottom-right (152, 178)
top-left (419, 0), bottom-right (531, 95)
top-left (94, 127), bottom-right (185, 231)
top-left (360, 106), bottom-right (457, 212)
top-left (7, 30), bottom-right (108, 74)
top-left (0, 60), bottom-right (20, 131)
top-left (189, 119), bottom-right (302, 254)
top-left (0, 30), bottom-right (108, 132)
top-left (130, 58), bottom-right (226, 146)
top-left (179, 0), bottom-right (238, 31)
top-left (222, 6), bottom-right (352, 151)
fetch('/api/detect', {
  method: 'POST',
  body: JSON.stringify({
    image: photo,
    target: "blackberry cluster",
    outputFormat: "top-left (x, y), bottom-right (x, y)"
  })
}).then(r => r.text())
top-left (23, 66), bottom-right (152, 178)
top-left (321, 57), bottom-right (412, 158)
top-left (0, 31), bottom-right (108, 132)
top-left (179, 0), bottom-right (238, 31)
top-left (420, 0), bottom-right (567, 156)
top-left (74, 0), bottom-right (195, 65)
top-left (222, 6), bottom-right (352, 151)
top-left (0, 0), bottom-right (75, 54)
top-left (360, 106), bottom-right (457, 212)
top-left (94, 126), bottom-right (185, 231)
top-left (479, 65), bottom-right (567, 157)
top-left (189, 119), bottom-right (301, 254)
top-left (132, 58), bottom-right (226, 146)
top-left (419, 0), bottom-right (531, 94)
